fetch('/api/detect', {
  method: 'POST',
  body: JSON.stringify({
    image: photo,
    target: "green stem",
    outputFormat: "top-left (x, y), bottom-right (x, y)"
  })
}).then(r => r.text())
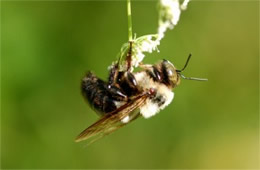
top-left (127, 0), bottom-right (133, 41)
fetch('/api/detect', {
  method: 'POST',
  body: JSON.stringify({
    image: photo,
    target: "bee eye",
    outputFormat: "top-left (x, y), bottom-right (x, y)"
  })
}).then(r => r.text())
top-left (163, 59), bottom-right (174, 66)
top-left (163, 59), bottom-right (168, 63)
top-left (167, 69), bottom-right (174, 76)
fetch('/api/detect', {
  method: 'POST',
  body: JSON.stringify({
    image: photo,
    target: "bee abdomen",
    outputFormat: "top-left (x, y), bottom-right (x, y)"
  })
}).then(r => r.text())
top-left (81, 72), bottom-right (117, 114)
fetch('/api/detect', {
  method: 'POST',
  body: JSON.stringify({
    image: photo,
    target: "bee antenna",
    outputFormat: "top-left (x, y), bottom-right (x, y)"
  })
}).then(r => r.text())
top-left (179, 74), bottom-right (208, 81)
top-left (176, 53), bottom-right (192, 72)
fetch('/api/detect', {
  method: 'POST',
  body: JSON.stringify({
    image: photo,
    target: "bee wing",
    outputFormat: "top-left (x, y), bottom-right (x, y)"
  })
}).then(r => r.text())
top-left (75, 93), bottom-right (148, 144)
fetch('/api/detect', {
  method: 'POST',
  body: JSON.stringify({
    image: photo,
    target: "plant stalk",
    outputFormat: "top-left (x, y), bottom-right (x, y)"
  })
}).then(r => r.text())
top-left (127, 0), bottom-right (133, 41)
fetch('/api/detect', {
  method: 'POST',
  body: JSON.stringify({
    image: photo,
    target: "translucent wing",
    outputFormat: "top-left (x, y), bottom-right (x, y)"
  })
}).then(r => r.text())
top-left (75, 93), bottom-right (149, 144)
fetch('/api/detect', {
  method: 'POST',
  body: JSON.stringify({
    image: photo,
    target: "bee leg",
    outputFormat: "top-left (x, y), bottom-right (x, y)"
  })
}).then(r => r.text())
top-left (139, 62), bottom-right (162, 82)
top-left (139, 62), bottom-right (153, 69)
top-left (107, 85), bottom-right (128, 102)
top-left (107, 66), bottom-right (128, 102)
top-left (126, 71), bottom-right (137, 88)
top-left (126, 41), bottom-right (133, 71)
top-left (138, 62), bottom-right (162, 83)
top-left (108, 63), bottom-right (119, 86)
top-left (109, 41), bottom-right (133, 86)
top-left (117, 71), bottom-right (139, 97)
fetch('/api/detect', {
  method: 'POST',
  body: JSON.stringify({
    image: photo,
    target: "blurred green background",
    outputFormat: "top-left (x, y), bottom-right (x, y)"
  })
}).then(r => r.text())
top-left (1, 0), bottom-right (259, 169)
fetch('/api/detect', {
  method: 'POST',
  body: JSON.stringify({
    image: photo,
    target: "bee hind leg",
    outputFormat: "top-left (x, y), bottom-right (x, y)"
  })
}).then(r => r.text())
top-left (108, 63), bottom-right (120, 86)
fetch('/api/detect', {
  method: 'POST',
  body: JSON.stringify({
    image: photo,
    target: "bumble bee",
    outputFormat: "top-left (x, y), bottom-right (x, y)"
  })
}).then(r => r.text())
top-left (75, 42), bottom-right (207, 143)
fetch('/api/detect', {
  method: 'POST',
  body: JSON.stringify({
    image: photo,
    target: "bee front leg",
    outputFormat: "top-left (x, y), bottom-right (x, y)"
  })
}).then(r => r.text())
top-left (108, 41), bottom-right (132, 85)
top-left (126, 41), bottom-right (133, 71)
top-left (139, 63), bottom-right (162, 82)
top-left (138, 62), bottom-right (153, 70)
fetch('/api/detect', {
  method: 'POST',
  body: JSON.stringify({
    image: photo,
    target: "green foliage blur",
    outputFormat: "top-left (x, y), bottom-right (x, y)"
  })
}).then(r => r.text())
top-left (1, 1), bottom-right (259, 169)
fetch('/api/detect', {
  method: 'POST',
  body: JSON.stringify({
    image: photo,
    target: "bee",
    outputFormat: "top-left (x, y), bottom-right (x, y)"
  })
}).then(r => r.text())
top-left (75, 42), bottom-right (207, 143)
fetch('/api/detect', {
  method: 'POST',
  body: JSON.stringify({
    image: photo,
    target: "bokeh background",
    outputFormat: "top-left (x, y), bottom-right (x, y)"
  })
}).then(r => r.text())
top-left (1, 0), bottom-right (259, 169)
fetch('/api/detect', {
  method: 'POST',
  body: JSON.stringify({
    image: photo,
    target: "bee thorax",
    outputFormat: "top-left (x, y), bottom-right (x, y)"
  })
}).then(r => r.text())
top-left (134, 72), bottom-right (174, 118)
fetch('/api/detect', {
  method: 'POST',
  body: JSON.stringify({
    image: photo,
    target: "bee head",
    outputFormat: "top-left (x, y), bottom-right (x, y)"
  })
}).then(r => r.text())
top-left (161, 59), bottom-right (181, 88)
top-left (152, 54), bottom-right (207, 88)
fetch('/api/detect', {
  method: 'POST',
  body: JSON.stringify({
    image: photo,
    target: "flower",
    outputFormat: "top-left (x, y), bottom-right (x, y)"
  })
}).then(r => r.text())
top-left (181, 0), bottom-right (190, 10)
top-left (160, 0), bottom-right (181, 26)
top-left (131, 34), bottom-right (159, 67)
top-left (158, 0), bottom-right (186, 41)
top-left (112, 0), bottom-right (190, 71)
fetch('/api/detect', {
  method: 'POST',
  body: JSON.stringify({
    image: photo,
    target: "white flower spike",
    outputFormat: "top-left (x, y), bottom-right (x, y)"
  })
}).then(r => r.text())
top-left (181, 0), bottom-right (190, 10)
top-left (114, 0), bottom-right (190, 71)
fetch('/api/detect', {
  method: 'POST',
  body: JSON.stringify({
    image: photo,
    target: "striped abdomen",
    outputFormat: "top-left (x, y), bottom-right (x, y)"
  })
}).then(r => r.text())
top-left (81, 72), bottom-right (118, 114)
